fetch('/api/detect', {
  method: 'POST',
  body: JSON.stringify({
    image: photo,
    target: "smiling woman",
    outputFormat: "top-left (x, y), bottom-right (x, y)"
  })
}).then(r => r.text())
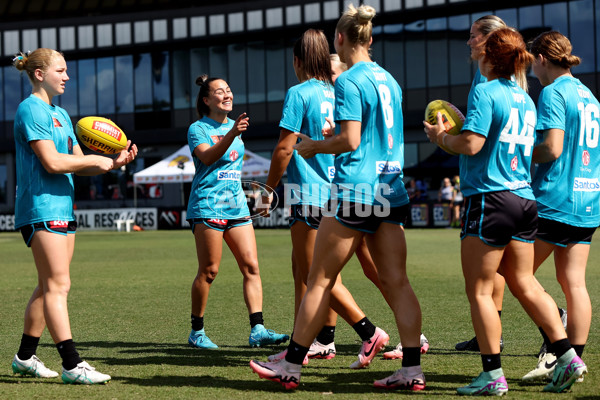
top-left (184, 74), bottom-right (288, 350)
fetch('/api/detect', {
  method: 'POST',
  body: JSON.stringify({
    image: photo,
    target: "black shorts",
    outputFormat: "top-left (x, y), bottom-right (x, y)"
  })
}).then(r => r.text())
top-left (461, 191), bottom-right (537, 247)
top-left (537, 218), bottom-right (597, 247)
top-left (19, 220), bottom-right (77, 247)
top-left (288, 204), bottom-right (323, 230)
top-left (189, 217), bottom-right (252, 233)
top-left (326, 200), bottom-right (409, 234)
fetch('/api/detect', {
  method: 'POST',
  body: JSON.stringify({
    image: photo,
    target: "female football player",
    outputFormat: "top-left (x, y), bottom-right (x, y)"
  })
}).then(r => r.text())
top-left (12, 48), bottom-right (137, 384)
top-left (424, 28), bottom-right (587, 395)
top-left (521, 31), bottom-right (600, 382)
top-left (186, 75), bottom-right (288, 350)
top-left (251, 5), bottom-right (425, 391)
top-left (258, 29), bottom-right (396, 366)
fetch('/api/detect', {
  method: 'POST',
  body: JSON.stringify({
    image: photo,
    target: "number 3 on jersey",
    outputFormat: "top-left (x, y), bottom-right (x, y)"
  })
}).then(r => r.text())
top-left (499, 108), bottom-right (536, 156)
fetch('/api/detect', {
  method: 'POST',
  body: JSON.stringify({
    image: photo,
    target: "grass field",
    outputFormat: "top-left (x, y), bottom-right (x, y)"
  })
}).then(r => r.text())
top-left (0, 228), bottom-right (598, 399)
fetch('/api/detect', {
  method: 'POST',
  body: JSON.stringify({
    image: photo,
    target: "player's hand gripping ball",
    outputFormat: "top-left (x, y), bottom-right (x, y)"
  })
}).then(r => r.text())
top-left (424, 100), bottom-right (465, 155)
top-left (76, 116), bottom-right (128, 154)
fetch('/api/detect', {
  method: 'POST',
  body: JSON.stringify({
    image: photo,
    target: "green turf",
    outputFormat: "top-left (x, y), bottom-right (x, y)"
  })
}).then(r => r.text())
top-left (0, 228), bottom-right (598, 399)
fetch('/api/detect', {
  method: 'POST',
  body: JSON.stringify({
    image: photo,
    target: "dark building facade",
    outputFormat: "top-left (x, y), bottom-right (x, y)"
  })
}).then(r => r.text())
top-left (0, 0), bottom-right (599, 212)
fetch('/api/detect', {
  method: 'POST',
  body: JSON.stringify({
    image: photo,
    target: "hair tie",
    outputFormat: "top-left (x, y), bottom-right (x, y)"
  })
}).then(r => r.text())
top-left (12, 55), bottom-right (23, 62)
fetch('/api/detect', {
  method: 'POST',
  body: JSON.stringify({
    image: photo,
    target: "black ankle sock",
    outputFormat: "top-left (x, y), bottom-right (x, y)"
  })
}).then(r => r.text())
top-left (316, 326), bottom-right (335, 345)
top-left (538, 327), bottom-right (552, 348)
top-left (191, 314), bottom-right (204, 331)
top-left (249, 312), bottom-right (264, 328)
top-left (17, 333), bottom-right (40, 361)
top-left (284, 340), bottom-right (309, 365)
top-left (550, 338), bottom-right (571, 359)
top-left (56, 339), bottom-right (83, 371)
top-left (572, 344), bottom-right (585, 357)
top-left (352, 317), bottom-right (376, 342)
top-left (401, 347), bottom-right (421, 368)
top-left (481, 353), bottom-right (502, 372)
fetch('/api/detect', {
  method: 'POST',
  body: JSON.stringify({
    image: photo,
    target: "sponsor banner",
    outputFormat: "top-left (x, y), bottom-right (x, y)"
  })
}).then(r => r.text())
top-left (74, 208), bottom-right (157, 230)
top-left (158, 208), bottom-right (190, 230)
top-left (410, 203), bottom-right (429, 227)
top-left (0, 214), bottom-right (15, 232)
top-left (253, 207), bottom-right (291, 229)
top-left (432, 203), bottom-right (451, 227)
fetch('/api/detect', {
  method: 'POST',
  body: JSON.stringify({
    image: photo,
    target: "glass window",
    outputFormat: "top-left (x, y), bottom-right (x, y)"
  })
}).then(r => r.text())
top-left (266, 8), bottom-right (283, 28)
top-left (543, 3), bottom-right (568, 33)
top-left (97, 24), bottom-right (113, 47)
top-left (286, 5), bottom-right (302, 25)
top-left (78, 59), bottom-right (97, 116)
top-left (115, 22), bottom-right (131, 45)
top-left (61, 60), bottom-right (78, 116)
top-left (190, 48), bottom-right (209, 109)
top-left (364, 0), bottom-right (381, 10)
top-left (495, 8), bottom-right (517, 29)
top-left (228, 44), bottom-right (247, 104)
top-left (304, 3), bottom-right (320, 23)
top-left (153, 19), bottom-right (168, 41)
top-left (173, 51), bottom-right (191, 109)
top-left (382, 27), bottom-right (404, 87)
top-left (115, 55), bottom-right (134, 113)
top-left (78, 25), bottom-right (94, 49)
top-left (173, 18), bottom-right (188, 39)
top-left (266, 41), bottom-right (285, 102)
top-left (135, 21), bottom-right (150, 43)
top-left (134, 53), bottom-right (152, 111)
top-left (4, 66), bottom-right (22, 119)
top-left (152, 52), bottom-right (170, 110)
top-left (405, 0), bottom-right (423, 7)
top-left (4, 31), bottom-right (19, 56)
top-left (0, 68), bottom-right (3, 121)
top-left (248, 10), bottom-right (263, 30)
top-left (22, 29), bottom-right (38, 52)
top-left (323, 1), bottom-right (338, 20)
top-left (518, 5), bottom-right (542, 31)
top-left (427, 0), bottom-right (444, 5)
top-left (41, 28), bottom-right (57, 49)
top-left (209, 46), bottom-right (228, 79)
top-left (97, 57), bottom-right (115, 114)
top-left (448, 15), bottom-right (470, 86)
top-left (384, 0), bottom-right (402, 11)
top-left (209, 14), bottom-right (226, 35)
top-left (229, 12), bottom-right (245, 33)
top-left (426, 18), bottom-right (448, 87)
top-left (247, 42), bottom-right (265, 104)
top-left (285, 43), bottom-right (296, 89)
top-left (405, 20), bottom-right (426, 89)
top-left (190, 16), bottom-right (207, 37)
top-left (569, 0), bottom-right (594, 74)
top-left (59, 27), bottom-right (76, 51)
top-left (371, 27), bottom-right (384, 63)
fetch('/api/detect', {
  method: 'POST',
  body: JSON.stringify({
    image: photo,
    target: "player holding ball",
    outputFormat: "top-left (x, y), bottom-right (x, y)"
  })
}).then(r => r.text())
top-left (424, 28), bottom-right (587, 394)
top-left (11, 48), bottom-right (137, 384)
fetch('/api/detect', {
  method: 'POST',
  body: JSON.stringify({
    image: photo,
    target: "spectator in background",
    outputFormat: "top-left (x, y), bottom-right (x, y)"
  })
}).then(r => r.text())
top-left (451, 175), bottom-right (464, 228)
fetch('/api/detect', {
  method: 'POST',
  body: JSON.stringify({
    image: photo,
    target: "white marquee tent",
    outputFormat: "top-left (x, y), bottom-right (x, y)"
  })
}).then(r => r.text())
top-left (133, 145), bottom-right (274, 205)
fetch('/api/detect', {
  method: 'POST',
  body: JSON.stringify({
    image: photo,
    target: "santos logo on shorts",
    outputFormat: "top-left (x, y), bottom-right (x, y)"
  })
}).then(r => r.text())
top-left (573, 178), bottom-right (600, 191)
top-left (376, 161), bottom-right (401, 175)
top-left (217, 170), bottom-right (241, 180)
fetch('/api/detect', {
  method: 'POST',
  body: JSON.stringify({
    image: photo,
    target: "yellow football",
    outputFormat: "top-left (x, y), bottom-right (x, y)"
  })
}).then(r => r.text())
top-left (425, 100), bottom-right (465, 155)
top-left (75, 116), bottom-right (127, 154)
